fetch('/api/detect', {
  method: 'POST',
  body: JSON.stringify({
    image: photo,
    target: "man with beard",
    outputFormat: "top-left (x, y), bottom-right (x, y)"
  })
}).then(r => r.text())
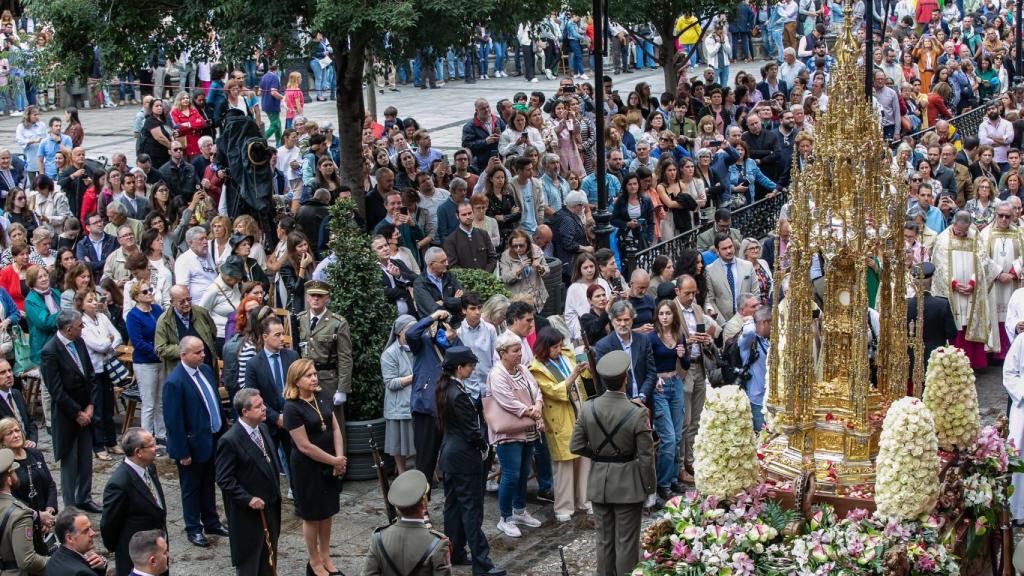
top-left (979, 104), bottom-right (1014, 171)
top-left (775, 109), bottom-right (797, 188)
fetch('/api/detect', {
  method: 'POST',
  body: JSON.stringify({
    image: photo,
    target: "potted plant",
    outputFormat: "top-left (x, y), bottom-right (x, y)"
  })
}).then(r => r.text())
top-left (450, 267), bottom-right (510, 303)
top-left (325, 199), bottom-right (394, 479)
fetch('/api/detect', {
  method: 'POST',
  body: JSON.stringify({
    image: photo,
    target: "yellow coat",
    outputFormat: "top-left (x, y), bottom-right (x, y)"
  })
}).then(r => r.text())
top-left (675, 16), bottom-right (702, 45)
top-left (529, 348), bottom-right (588, 462)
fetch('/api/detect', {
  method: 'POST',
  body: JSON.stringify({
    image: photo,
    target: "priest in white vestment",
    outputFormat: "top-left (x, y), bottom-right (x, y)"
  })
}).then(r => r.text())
top-left (979, 201), bottom-right (1024, 359)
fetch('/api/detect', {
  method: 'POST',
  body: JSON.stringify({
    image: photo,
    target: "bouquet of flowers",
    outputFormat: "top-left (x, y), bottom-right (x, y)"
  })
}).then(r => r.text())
top-left (922, 346), bottom-right (979, 451)
top-left (875, 397), bottom-right (941, 519)
top-left (958, 424), bottom-right (1024, 556)
top-left (693, 385), bottom-right (759, 499)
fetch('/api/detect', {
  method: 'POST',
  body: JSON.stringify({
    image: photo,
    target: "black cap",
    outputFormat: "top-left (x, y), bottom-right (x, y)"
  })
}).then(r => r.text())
top-left (442, 346), bottom-right (478, 368)
top-left (656, 282), bottom-right (676, 302)
top-left (911, 262), bottom-right (935, 280)
top-left (220, 254), bottom-right (245, 279)
top-left (229, 233), bottom-right (255, 251)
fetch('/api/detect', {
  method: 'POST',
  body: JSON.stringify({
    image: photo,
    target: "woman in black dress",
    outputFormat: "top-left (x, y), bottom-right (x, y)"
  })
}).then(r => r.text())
top-left (284, 358), bottom-right (345, 576)
top-left (0, 416), bottom-right (57, 545)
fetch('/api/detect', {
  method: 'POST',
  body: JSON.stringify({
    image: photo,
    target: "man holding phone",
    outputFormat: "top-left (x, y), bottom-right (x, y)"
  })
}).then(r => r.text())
top-left (673, 275), bottom-right (718, 481)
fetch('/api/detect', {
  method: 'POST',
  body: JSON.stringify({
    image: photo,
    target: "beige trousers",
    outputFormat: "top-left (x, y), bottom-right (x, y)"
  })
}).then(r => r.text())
top-left (552, 457), bottom-right (591, 517)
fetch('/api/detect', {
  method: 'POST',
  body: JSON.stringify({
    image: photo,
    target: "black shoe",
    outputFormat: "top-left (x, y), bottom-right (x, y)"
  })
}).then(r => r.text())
top-left (670, 481), bottom-right (688, 494)
top-left (206, 525), bottom-right (229, 537)
top-left (624, 68), bottom-right (634, 73)
top-left (77, 501), bottom-right (102, 514)
top-left (477, 569), bottom-right (507, 576)
top-left (306, 563), bottom-right (315, 576)
top-left (452, 556), bottom-right (472, 566)
top-left (389, 87), bottom-right (400, 92)
top-left (536, 489), bottom-right (554, 503)
top-left (657, 487), bottom-right (673, 502)
top-left (188, 533), bottom-right (210, 548)
top-left (685, 463), bottom-right (695, 476)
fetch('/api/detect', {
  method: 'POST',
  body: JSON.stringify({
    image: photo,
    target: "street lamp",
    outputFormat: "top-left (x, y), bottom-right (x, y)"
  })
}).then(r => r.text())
top-left (591, 0), bottom-right (613, 250)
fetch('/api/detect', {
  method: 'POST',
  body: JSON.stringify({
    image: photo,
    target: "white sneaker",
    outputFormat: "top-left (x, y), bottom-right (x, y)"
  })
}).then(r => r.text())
top-left (579, 73), bottom-right (590, 80)
top-left (511, 509), bottom-right (542, 528)
top-left (572, 74), bottom-right (581, 79)
top-left (555, 513), bottom-right (572, 522)
top-left (497, 518), bottom-right (522, 538)
top-left (481, 74), bottom-right (489, 80)
top-left (9, 111), bottom-right (21, 116)
top-left (544, 69), bottom-right (554, 79)
top-left (486, 479), bottom-right (499, 492)
top-left (498, 71), bottom-right (507, 78)
top-left (529, 78), bottom-right (539, 83)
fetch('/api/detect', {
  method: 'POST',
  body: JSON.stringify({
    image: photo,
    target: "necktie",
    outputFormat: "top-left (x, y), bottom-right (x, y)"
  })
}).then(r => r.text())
top-left (271, 353), bottom-right (284, 392)
top-left (5, 394), bottom-right (21, 429)
top-left (192, 369), bottom-right (222, 432)
top-left (251, 428), bottom-right (266, 453)
top-left (726, 262), bottom-right (736, 312)
top-left (310, 315), bottom-right (319, 333)
top-left (143, 470), bottom-right (163, 509)
top-left (66, 341), bottom-right (83, 373)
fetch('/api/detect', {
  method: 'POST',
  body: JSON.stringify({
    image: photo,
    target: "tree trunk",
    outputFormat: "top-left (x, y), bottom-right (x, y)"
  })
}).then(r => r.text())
top-left (329, 34), bottom-right (369, 219)
top-left (655, 20), bottom-right (679, 97)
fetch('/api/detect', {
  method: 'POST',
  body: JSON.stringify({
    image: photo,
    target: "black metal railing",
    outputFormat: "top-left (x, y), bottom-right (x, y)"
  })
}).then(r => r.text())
top-left (631, 191), bottom-right (790, 272)
top-left (889, 97), bottom-right (998, 149)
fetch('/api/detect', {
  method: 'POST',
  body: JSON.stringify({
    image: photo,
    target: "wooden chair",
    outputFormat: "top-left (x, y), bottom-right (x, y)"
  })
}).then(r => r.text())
top-left (115, 345), bottom-right (139, 435)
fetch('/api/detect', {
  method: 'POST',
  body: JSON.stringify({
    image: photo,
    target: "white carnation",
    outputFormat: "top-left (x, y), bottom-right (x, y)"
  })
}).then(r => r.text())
top-left (693, 385), bottom-right (758, 498)
top-left (875, 397), bottom-right (941, 519)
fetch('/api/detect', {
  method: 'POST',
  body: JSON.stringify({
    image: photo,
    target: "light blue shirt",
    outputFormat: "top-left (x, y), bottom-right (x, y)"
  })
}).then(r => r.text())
top-left (541, 173), bottom-right (568, 213)
top-left (38, 135), bottom-right (71, 178)
top-left (458, 319), bottom-right (497, 399)
top-left (614, 331), bottom-right (640, 399)
top-left (519, 178), bottom-right (538, 234)
top-left (738, 322), bottom-right (768, 406)
top-left (581, 173), bottom-right (621, 206)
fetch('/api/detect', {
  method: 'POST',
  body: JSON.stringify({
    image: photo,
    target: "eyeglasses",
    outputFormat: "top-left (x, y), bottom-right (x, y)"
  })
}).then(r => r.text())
top-left (911, 178), bottom-right (922, 182)
top-left (175, 297), bottom-right (192, 304)
top-left (998, 214), bottom-right (1012, 219)
top-left (172, 148), bottom-right (183, 152)
top-left (119, 233), bottom-right (135, 239)
top-left (139, 288), bottom-right (154, 295)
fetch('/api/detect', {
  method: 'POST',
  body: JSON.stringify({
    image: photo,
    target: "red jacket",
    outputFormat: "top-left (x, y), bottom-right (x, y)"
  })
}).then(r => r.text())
top-left (915, 0), bottom-right (939, 24)
top-left (171, 107), bottom-right (207, 158)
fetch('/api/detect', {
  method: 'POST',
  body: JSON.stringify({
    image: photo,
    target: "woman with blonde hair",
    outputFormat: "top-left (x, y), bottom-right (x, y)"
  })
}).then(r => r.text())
top-left (169, 91), bottom-right (207, 159)
top-left (497, 229), bottom-right (549, 310)
top-left (284, 72), bottom-right (304, 129)
top-left (528, 327), bottom-right (589, 522)
top-left (0, 416), bottom-right (58, 537)
top-left (283, 358), bottom-right (345, 576)
top-left (126, 281), bottom-right (166, 443)
top-left (694, 115), bottom-right (723, 153)
top-left (208, 215), bottom-right (232, 270)
top-left (232, 214), bottom-right (267, 266)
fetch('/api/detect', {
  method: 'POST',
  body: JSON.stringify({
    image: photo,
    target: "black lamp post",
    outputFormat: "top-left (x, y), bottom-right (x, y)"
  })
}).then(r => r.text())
top-left (1016, 0), bottom-right (1023, 89)
top-left (591, 0), bottom-right (613, 250)
top-left (865, 0), bottom-right (875, 101)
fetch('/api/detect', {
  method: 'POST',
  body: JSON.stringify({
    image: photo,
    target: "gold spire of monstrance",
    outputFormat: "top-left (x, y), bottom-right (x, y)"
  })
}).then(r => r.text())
top-left (761, 0), bottom-right (909, 495)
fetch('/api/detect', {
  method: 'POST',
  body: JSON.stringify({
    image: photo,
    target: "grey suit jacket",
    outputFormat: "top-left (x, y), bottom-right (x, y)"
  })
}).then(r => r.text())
top-left (705, 257), bottom-right (759, 324)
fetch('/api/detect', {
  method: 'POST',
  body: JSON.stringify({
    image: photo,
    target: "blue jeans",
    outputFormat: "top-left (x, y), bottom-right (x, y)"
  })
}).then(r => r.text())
top-left (654, 375), bottom-right (685, 489)
top-left (118, 73), bottom-right (138, 102)
top-left (310, 59), bottom-right (334, 98)
top-left (244, 59), bottom-right (258, 88)
top-left (680, 43), bottom-right (698, 66)
top-left (751, 402), bottom-right (764, 433)
top-left (477, 42), bottom-right (491, 76)
top-left (532, 435), bottom-right (553, 492)
top-left (635, 40), bottom-right (656, 69)
top-left (568, 39), bottom-right (584, 74)
top-left (446, 50), bottom-right (465, 79)
top-left (495, 441), bottom-right (532, 520)
top-left (772, 29), bottom-right (784, 62)
top-left (716, 66), bottom-right (730, 87)
top-left (731, 32), bottom-right (753, 60)
top-left (493, 41), bottom-right (508, 75)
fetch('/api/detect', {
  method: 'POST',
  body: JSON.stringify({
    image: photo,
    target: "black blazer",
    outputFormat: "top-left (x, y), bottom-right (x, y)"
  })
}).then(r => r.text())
top-left (437, 381), bottom-right (488, 476)
top-left (380, 258), bottom-right (417, 313)
top-left (243, 348), bottom-right (299, 434)
top-left (592, 331), bottom-right (658, 410)
top-left (100, 462), bottom-right (167, 576)
top-left (46, 545), bottom-right (105, 576)
top-left (412, 271), bottom-right (463, 318)
top-left (215, 421), bottom-right (282, 566)
top-left (907, 293), bottom-right (959, 370)
top-left (39, 336), bottom-right (95, 462)
top-left (0, 389), bottom-right (37, 444)
top-left (551, 207), bottom-right (590, 269)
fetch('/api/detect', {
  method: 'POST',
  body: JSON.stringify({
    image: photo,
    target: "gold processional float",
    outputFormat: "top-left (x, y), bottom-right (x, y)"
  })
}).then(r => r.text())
top-left (758, 4), bottom-right (912, 498)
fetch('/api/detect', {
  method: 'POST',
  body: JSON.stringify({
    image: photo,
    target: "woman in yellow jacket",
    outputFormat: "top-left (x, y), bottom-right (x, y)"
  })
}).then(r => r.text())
top-left (676, 15), bottom-right (702, 66)
top-left (528, 326), bottom-right (590, 522)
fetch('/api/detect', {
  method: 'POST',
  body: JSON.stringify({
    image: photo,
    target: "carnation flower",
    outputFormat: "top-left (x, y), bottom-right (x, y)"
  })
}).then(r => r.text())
top-left (875, 397), bottom-right (941, 519)
top-left (693, 385), bottom-right (759, 499)
top-left (922, 346), bottom-right (979, 451)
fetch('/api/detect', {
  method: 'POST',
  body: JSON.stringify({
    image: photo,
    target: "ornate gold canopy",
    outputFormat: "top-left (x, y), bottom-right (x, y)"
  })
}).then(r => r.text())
top-left (761, 2), bottom-right (909, 494)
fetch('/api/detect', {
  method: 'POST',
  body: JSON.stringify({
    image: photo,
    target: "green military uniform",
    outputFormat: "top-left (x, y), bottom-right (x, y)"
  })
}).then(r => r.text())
top-left (0, 450), bottom-right (46, 576)
top-left (296, 280), bottom-right (353, 427)
top-left (362, 470), bottom-right (451, 576)
top-left (570, 351), bottom-right (655, 576)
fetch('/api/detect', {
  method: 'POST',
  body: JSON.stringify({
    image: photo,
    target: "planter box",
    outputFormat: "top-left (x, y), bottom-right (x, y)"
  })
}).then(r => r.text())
top-left (344, 417), bottom-right (394, 481)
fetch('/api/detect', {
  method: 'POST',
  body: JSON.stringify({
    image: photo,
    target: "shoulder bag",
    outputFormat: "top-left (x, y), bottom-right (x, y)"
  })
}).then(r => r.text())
top-left (482, 376), bottom-right (536, 435)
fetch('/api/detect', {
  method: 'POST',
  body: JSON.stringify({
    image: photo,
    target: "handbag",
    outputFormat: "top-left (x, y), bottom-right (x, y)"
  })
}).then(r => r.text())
top-left (482, 377), bottom-right (537, 435)
top-left (11, 326), bottom-right (32, 375)
top-left (104, 356), bottom-right (131, 387)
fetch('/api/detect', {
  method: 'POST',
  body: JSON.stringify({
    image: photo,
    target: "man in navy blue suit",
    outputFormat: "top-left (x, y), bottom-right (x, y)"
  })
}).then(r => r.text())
top-left (243, 316), bottom-right (298, 484)
top-left (162, 335), bottom-right (229, 548)
top-left (591, 300), bottom-right (658, 407)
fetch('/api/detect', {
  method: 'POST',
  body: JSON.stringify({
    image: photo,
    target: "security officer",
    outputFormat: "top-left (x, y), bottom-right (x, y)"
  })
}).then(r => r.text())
top-left (906, 262), bottom-right (958, 377)
top-left (296, 280), bottom-right (353, 427)
top-left (570, 351), bottom-right (655, 576)
top-left (0, 448), bottom-right (47, 575)
top-left (361, 470), bottom-right (451, 576)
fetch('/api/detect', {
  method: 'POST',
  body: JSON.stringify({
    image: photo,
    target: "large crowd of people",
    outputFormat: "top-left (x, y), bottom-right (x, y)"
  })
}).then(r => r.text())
top-left (0, 0), bottom-right (1022, 574)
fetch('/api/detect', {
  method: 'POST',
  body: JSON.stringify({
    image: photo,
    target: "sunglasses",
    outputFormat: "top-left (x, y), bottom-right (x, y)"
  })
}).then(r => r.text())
top-left (998, 214), bottom-right (1012, 219)
top-left (139, 288), bottom-right (154, 295)
top-left (912, 178), bottom-right (922, 182)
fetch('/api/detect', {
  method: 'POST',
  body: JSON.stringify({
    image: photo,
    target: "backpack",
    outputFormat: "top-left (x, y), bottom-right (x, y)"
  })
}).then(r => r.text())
top-left (713, 334), bottom-right (760, 388)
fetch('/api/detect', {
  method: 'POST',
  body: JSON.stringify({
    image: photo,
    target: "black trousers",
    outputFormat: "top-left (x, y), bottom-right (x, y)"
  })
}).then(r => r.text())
top-left (443, 472), bottom-right (495, 575)
top-left (520, 46), bottom-right (535, 80)
top-left (177, 456), bottom-right (223, 536)
top-left (412, 412), bottom-right (440, 490)
top-left (91, 372), bottom-right (116, 449)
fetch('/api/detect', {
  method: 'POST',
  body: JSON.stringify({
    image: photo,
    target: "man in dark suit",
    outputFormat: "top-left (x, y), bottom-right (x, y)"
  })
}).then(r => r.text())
top-left (39, 309), bottom-right (98, 511)
top-left (412, 247), bottom-right (464, 317)
top-left (74, 212), bottom-right (117, 283)
top-left (0, 358), bottom-right (36, 446)
top-left (101, 428), bottom-right (167, 576)
top-left (550, 191), bottom-right (592, 281)
top-left (243, 316), bottom-right (298, 482)
top-left (46, 507), bottom-right (108, 576)
top-left (761, 217), bottom-right (790, 274)
top-left (215, 389), bottom-right (282, 576)
top-left (591, 300), bottom-right (658, 411)
top-left (443, 201), bottom-right (497, 273)
top-left (126, 530), bottom-right (168, 576)
top-left (162, 335), bottom-right (229, 548)
top-left (372, 234), bottom-right (417, 317)
top-left (907, 262), bottom-right (959, 377)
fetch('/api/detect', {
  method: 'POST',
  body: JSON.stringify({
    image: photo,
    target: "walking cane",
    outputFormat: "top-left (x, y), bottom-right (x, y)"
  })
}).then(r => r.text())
top-left (260, 508), bottom-right (277, 576)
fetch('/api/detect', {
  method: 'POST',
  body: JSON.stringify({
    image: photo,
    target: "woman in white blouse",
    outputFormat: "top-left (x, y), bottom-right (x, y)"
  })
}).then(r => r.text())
top-left (562, 252), bottom-right (610, 343)
top-left (499, 110), bottom-right (545, 159)
top-left (207, 215), bottom-right (232, 271)
top-left (198, 255), bottom-right (243, 354)
top-left (76, 288), bottom-right (123, 461)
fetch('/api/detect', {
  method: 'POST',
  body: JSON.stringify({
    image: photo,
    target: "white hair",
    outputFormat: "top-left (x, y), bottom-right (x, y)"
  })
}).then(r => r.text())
top-left (565, 190), bottom-right (589, 207)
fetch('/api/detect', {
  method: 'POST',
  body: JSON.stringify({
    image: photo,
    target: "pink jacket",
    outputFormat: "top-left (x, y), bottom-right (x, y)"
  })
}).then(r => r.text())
top-left (485, 362), bottom-right (544, 445)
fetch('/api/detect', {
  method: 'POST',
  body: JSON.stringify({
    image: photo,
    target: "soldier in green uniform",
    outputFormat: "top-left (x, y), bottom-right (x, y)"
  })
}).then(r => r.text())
top-left (295, 280), bottom-right (353, 427)
top-left (361, 469), bottom-right (452, 576)
top-left (0, 448), bottom-right (47, 575)
top-left (570, 351), bottom-right (655, 576)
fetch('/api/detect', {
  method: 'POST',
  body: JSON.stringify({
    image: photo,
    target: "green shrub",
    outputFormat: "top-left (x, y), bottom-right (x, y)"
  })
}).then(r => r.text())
top-left (451, 267), bottom-right (510, 303)
top-left (325, 199), bottom-right (392, 422)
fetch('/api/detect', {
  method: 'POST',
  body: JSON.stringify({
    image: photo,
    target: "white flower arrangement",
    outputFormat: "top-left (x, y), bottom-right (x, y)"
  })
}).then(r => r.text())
top-left (693, 385), bottom-right (759, 499)
top-left (875, 397), bottom-right (941, 519)
top-left (922, 346), bottom-right (979, 451)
